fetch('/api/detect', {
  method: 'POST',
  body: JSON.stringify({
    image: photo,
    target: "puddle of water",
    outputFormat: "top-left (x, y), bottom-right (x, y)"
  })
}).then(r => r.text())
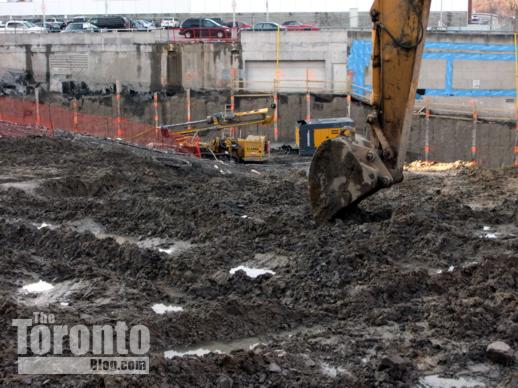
top-left (164, 336), bottom-right (264, 359)
top-left (477, 224), bottom-right (518, 241)
top-left (19, 279), bottom-right (86, 307)
top-left (152, 303), bottom-right (184, 315)
top-left (34, 222), bottom-right (59, 230)
top-left (419, 374), bottom-right (485, 388)
top-left (0, 180), bottom-right (41, 194)
top-left (21, 280), bottom-right (54, 293)
top-left (165, 348), bottom-right (221, 358)
top-left (229, 265), bottom-right (275, 279)
top-left (67, 218), bottom-right (193, 254)
top-left (68, 218), bottom-right (137, 245)
top-left (157, 241), bottom-right (193, 256)
top-left (320, 362), bottom-right (347, 378)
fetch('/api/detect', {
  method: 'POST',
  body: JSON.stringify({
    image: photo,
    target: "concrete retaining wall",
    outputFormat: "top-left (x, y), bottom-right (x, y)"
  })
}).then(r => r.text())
top-left (240, 30), bottom-right (347, 93)
top-left (0, 31), bottom-right (237, 93)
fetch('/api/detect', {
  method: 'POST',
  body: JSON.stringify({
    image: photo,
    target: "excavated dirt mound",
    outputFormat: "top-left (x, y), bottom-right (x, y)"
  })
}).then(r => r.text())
top-left (0, 132), bottom-right (517, 387)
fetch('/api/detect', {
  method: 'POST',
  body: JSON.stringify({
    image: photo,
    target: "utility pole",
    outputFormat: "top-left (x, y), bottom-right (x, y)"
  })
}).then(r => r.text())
top-left (266, 0), bottom-right (269, 22)
top-left (105, 0), bottom-right (109, 16)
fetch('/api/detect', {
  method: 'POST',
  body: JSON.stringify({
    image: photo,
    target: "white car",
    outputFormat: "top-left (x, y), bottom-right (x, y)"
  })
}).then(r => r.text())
top-left (160, 18), bottom-right (180, 29)
top-left (0, 21), bottom-right (48, 33)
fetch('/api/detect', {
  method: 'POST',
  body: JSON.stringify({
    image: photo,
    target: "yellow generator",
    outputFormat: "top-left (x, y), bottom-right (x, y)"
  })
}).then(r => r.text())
top-left (296, 118), bottom-right (355, 156)
top-left (237, 135), bottom-right (269, 162)
top-left (208, 135), bottom-right (269, 163)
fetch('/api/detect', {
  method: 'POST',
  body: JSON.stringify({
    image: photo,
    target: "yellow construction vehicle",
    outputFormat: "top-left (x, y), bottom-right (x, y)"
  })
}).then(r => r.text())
top-left (161, 105), bottom-right (275, 162)
top-left (309, 0), bottom-right (431, 222)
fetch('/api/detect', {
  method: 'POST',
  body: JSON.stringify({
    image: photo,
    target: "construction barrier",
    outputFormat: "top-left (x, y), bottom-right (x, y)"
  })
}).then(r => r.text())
top-left (0, 95), bottom-right (201, 157)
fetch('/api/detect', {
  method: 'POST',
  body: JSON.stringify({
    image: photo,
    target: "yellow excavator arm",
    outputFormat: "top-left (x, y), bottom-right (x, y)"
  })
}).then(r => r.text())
top-left (309, 0), bottom-right (431, 222)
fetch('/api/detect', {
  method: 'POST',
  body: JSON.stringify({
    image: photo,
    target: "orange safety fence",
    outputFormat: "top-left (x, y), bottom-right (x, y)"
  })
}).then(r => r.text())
top-left (0, 96), bottom-right (201, 157)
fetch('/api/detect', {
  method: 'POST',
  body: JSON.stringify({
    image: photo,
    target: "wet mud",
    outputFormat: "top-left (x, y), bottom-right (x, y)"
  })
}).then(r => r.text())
top-left (0, 130), bottom-right (517, 386)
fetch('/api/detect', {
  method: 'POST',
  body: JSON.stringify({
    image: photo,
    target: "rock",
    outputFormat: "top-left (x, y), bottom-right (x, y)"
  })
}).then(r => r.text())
top-left (268, 362), bottom-right (281, 373)
top-left (487, 341), bottom-right (515, 365)
top-left (378, 354), bottom-right (412, 371)
top-left (377, 354), bottom-right (415, 382)
top-left (302, 355), bottom-right (316, 368)
top-left (210, 270), bottom-right (230, 285)
top-left (216, 375), bottom-right (233, 388)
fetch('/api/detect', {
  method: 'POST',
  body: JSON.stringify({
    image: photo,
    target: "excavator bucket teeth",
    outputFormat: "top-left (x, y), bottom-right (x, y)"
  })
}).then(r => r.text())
top-left (308, 136), bottom-right (393, 223)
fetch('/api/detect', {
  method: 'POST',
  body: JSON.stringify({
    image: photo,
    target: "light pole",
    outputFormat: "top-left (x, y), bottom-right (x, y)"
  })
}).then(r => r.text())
top-left (232, 0), bottom-right (237, 28)
top-left (439, 0), bottom-right (444, 27)
top-left (41, 0), bottom-right (46, 27)
top-left (105, 0), bottom-right (109, 16)
top-left (266, 0), bottom-right (269, 22)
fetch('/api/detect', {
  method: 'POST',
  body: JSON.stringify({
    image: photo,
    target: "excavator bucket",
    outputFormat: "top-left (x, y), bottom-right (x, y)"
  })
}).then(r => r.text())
top-left (309, 0), bottom-right (431, 222)
top-left (308, 134), bottom-right (393, 223)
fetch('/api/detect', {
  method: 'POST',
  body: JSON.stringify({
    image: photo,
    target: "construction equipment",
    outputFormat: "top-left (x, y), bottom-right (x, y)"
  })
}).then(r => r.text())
top-left (296, 118), bottom-right (355, 156)
top-left (161, 104), bottom-right (275, 162)
top-left (309, 0), bottom-right (431, 222)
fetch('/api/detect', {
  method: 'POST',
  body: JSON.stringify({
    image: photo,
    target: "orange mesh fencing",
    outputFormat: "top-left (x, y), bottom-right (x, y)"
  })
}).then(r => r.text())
top-left (0, 95), bottom-right (201, 157)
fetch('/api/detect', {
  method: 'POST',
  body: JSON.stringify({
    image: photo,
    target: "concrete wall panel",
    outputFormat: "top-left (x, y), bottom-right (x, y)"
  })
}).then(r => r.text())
top-left (453, 60), bottom-right (514, 90)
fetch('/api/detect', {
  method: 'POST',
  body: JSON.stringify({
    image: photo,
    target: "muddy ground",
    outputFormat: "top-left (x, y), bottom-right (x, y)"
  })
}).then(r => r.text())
top-left (0, 125), bottom-right (517, 387)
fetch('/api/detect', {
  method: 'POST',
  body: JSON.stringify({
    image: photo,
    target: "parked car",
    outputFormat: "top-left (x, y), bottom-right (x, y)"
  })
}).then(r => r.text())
top-left (88, 16), bottom-right (130, 31)
top-left (131, 19), bottom-right (156, 31)
top-left (0, 21), bottom-right (47, 33)
top-left (223, 21), bottom-right (252, 29)
top-left (160, 18), bottom-right (180, 29)
top-left (0, 21), bottom-right (5, 29)
top-left (63, 22), bottom-right (99, 33)
top-left (209, 17), bottom-right (225, 25)
top-left (179, 18), bottom-right (231, 39)
top-left (40, 21), bottom-right (62, 33)
top-left (282, 21), bottom-right (319, 31)
top-left (244, 22), bottom-right (287, 32)
top-left (26, 18), bottom-right (62, 32)
top-left (28, 17), bottom-right (65, 29)
top-left (49, 18), bottom-right (67, 30)
top-left (71, 16), bottom-right (88, 24)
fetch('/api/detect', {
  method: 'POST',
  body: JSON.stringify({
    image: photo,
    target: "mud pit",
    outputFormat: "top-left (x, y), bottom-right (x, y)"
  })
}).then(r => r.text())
top-left (0, 130), bottom-right (517, 387)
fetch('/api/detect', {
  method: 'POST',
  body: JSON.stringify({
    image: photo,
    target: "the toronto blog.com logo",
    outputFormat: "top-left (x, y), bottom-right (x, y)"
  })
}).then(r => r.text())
top-left (13, 312), bottom-right (150, 375)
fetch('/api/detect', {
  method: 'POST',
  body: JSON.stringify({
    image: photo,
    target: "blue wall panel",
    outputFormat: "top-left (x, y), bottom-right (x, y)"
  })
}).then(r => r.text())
top-left (348, 40), bottom-right (516, 98)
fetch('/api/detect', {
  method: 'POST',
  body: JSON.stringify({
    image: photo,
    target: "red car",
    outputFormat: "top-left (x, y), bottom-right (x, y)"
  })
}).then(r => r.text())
top-left (179, 18), bottom-right (231, 39)
top-left (282, 21), bottom-right (320, 31)
top-left (223, 21), bottom-right (252, 30)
